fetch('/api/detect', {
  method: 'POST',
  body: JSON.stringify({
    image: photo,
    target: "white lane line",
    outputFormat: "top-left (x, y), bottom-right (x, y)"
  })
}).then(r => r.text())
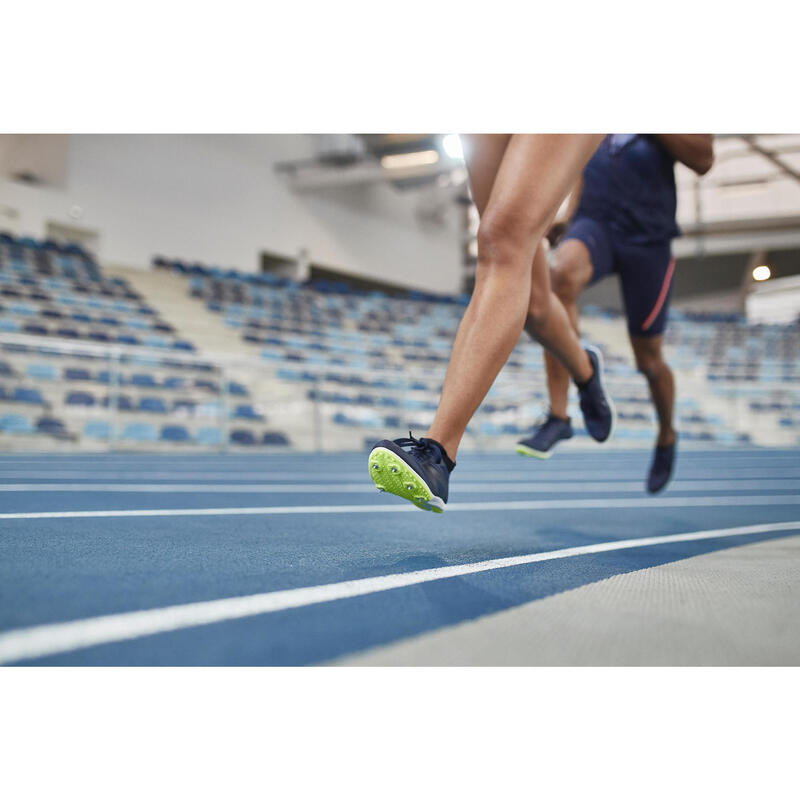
top-left (1, 479), bottom-right (799, 493)
top-left (0, 520), bottom-right (797, 665)
top-left (0, 466), bottom-right (800, 483)
top-left (2, 494), bottom-right (799, 520)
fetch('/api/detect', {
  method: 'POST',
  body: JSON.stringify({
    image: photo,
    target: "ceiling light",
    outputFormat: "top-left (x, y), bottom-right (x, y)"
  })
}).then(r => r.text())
top-left (753, 265), bottom-right (771, 281)
top-left (381, 150), bottom-right (439, 170)
top-left (442, 134), bottom-right (464, 160)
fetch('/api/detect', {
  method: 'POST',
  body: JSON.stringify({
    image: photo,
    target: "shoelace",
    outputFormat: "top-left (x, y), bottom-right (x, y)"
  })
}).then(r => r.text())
top-left (395, 431), bottom-right (441, 462)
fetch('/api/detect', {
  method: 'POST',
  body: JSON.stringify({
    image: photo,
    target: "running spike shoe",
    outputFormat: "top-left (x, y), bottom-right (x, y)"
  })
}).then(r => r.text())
top-left (516, 413), bottom-right (573, 459)
top-left (368, 432), bottom-right (454, 513)
top-left (577, 345), bottom-right (616, 443)
top-left (647, 435), bottom-right (677, 494)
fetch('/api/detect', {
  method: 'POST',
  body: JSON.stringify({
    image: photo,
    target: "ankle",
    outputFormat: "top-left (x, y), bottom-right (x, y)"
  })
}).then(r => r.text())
top-left (424, 431), bottom-right (458, 465)
top-left (574, 353), bottom-right (594, 387)
top-left (657, 428), bottom-right (676, 448)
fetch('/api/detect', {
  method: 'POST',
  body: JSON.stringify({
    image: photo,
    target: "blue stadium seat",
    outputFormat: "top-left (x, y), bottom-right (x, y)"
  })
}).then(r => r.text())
top-left (121, 422), bottom-right (157, 442)
top-left (22, 323), bottom-right (49, 336)
top-left (138, 396), bottom-right (167, 414)
top-left (232, 404), bottom-right (264, 421)
top-left (229, 429), bottom-right (256, 446)
top-left (0, 318), bottom-right (21, 332)
top-left (83, 419), bottom-right (111, 440)
top-left (36, 416), bottom-right (70, 438)
top-left (160, 425), bottom-right (191, 442)
top-left (66, 391), bottom-right (96, 406)
top-left (12, 387), bottom-right (44, 404)
top-left (102, 394), bottom-right (134, 411)
top-left (26, 363), bottom-right (56, 380)
top-left (0, 360), bottom-right (14, 376)
top-left (0, 413), bottom-right (34, 434)
top-left (56, 327), bottom-right (80, 338)
top-left (194, 379), bottom-right (219, 393)
top-left (131, 373), bottom-right (157, 388)
top-left (163, 376), bottom-right (185, 389)
top-left (65, 368), bottom-right (92, 381)
top-left (262, 431), bottom-right (289, 446)
top-left (116, 335), bottom-right (140, 345)
top-left (196, 427), bottom-right (222, 446)
top-left (227, 381), bottom-right (248, 396)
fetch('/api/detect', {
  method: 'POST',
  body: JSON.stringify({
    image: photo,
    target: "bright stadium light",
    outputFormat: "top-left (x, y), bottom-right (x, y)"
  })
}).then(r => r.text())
top-left (753, 265), bottom-right (771, 281)
top-left (442, 134), bottom-right (464, 160)
top-left (381, 150), bottom-right (439, 170)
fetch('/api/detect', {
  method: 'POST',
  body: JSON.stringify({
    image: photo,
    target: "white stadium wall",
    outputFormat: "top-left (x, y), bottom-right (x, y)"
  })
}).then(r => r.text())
top-left (0, 135), bottom-right (463, 295)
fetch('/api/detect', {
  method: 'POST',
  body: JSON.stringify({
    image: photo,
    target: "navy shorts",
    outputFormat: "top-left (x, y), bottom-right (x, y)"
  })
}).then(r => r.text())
top-left (562, 216), bottom-right (676, 337)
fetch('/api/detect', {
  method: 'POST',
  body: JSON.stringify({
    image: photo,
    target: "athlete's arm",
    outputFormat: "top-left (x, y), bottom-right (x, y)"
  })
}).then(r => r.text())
top-left (547, 176), bottom-right (583, 246)
top-left (655, 134), bottom-right (714, 175)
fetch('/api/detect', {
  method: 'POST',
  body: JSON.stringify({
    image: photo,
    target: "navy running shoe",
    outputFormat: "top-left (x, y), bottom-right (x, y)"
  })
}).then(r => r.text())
top-left (576, 345), bottom-right (616, 442)
top-left (368, 433), bottom-right (454, 513)
top-left (647, 436), bottom-right (677, 494)
top-left (516, 413), bottom-right (573, 459)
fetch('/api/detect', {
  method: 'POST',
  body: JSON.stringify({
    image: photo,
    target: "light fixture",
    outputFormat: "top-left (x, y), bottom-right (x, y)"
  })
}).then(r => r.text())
top-left (381, 150), bottom-right (439, 170)
top-left (442, 134), bottom-right (464, 160)
top-left (753, 265), bottom-right (771, 281)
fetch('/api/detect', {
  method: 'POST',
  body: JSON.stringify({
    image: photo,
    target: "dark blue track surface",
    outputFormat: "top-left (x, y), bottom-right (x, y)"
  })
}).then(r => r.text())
top-left (1, 448), bottom-right (798, 665)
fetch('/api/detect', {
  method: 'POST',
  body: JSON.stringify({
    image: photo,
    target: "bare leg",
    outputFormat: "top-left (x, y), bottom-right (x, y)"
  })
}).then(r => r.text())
top-left (529, 238), bottom-right (594, 418)
top-left (630, 334), bottom-right (676, 447)
top-left (425, 134), bottom-right (602, 459)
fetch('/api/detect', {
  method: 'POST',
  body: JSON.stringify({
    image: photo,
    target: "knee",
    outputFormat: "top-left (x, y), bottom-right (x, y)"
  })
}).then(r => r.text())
top-left (551, 260), bottom-right (582, 303)
top-left (477, 205), bottom-right (545, 270)
top-left (635, 349), bottom-right (664, 380)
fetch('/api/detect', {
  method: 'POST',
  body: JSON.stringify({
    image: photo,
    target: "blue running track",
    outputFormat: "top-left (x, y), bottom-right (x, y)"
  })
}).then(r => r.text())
top-left (0, 448), bottom-right (798, 665)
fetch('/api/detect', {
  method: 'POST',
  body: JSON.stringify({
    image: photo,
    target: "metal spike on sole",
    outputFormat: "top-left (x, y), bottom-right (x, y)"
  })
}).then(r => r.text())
top-left (367, 446), bottom-right (444, 514)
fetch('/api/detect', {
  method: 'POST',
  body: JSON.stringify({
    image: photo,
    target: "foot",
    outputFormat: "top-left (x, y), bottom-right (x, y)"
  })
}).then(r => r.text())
top-left (516, 413), bottom-right (573, 459)
top-left (647, 435), bottom-right (677, 494)
top-left (368, 432), bottom-right (454, 513)
top-left (576, 345), bottom-right (615, 442)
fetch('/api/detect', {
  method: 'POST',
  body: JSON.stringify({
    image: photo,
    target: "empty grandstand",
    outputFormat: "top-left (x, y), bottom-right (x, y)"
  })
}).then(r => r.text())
top-left (2, 227), bottom-right (797, 452)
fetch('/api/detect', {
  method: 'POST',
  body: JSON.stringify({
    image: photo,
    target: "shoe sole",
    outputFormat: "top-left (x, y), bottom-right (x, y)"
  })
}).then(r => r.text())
top-left (584, 344), bottom-right (617, 444)
top-left (515, 443), bottom-right (553, 459)
top-left (368, 446), bottom-right (446, 513)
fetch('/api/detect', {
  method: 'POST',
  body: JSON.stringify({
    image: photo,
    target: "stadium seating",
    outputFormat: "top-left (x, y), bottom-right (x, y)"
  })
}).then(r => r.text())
top-left (65, 391), bottom-right (96, 406)
top-left (153, 256), bottom-right (800, 450)
top-left (83, 419), bottom-right (111, 440)
top-left (121, 422), bottom-right (157, 442)
top-left (0, 413), bottom-right (34, 434)
top-left (160, 424), bottom-right (191, 442)
top-left (229, 429), bottom-right (257, 446)
top-left (36, 416), bottom-right (70, 439)
top-left (4, 236), bottom-right (798, 452)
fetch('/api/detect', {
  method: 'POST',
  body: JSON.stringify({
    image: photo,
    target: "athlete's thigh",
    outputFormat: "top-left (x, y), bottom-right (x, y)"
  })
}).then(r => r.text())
top-left (462, 134), bottom-right (512, 215)
top-left (617, 242), bottom-right (675, 338)
top-left (485, 135), bottom-right (603, 238)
